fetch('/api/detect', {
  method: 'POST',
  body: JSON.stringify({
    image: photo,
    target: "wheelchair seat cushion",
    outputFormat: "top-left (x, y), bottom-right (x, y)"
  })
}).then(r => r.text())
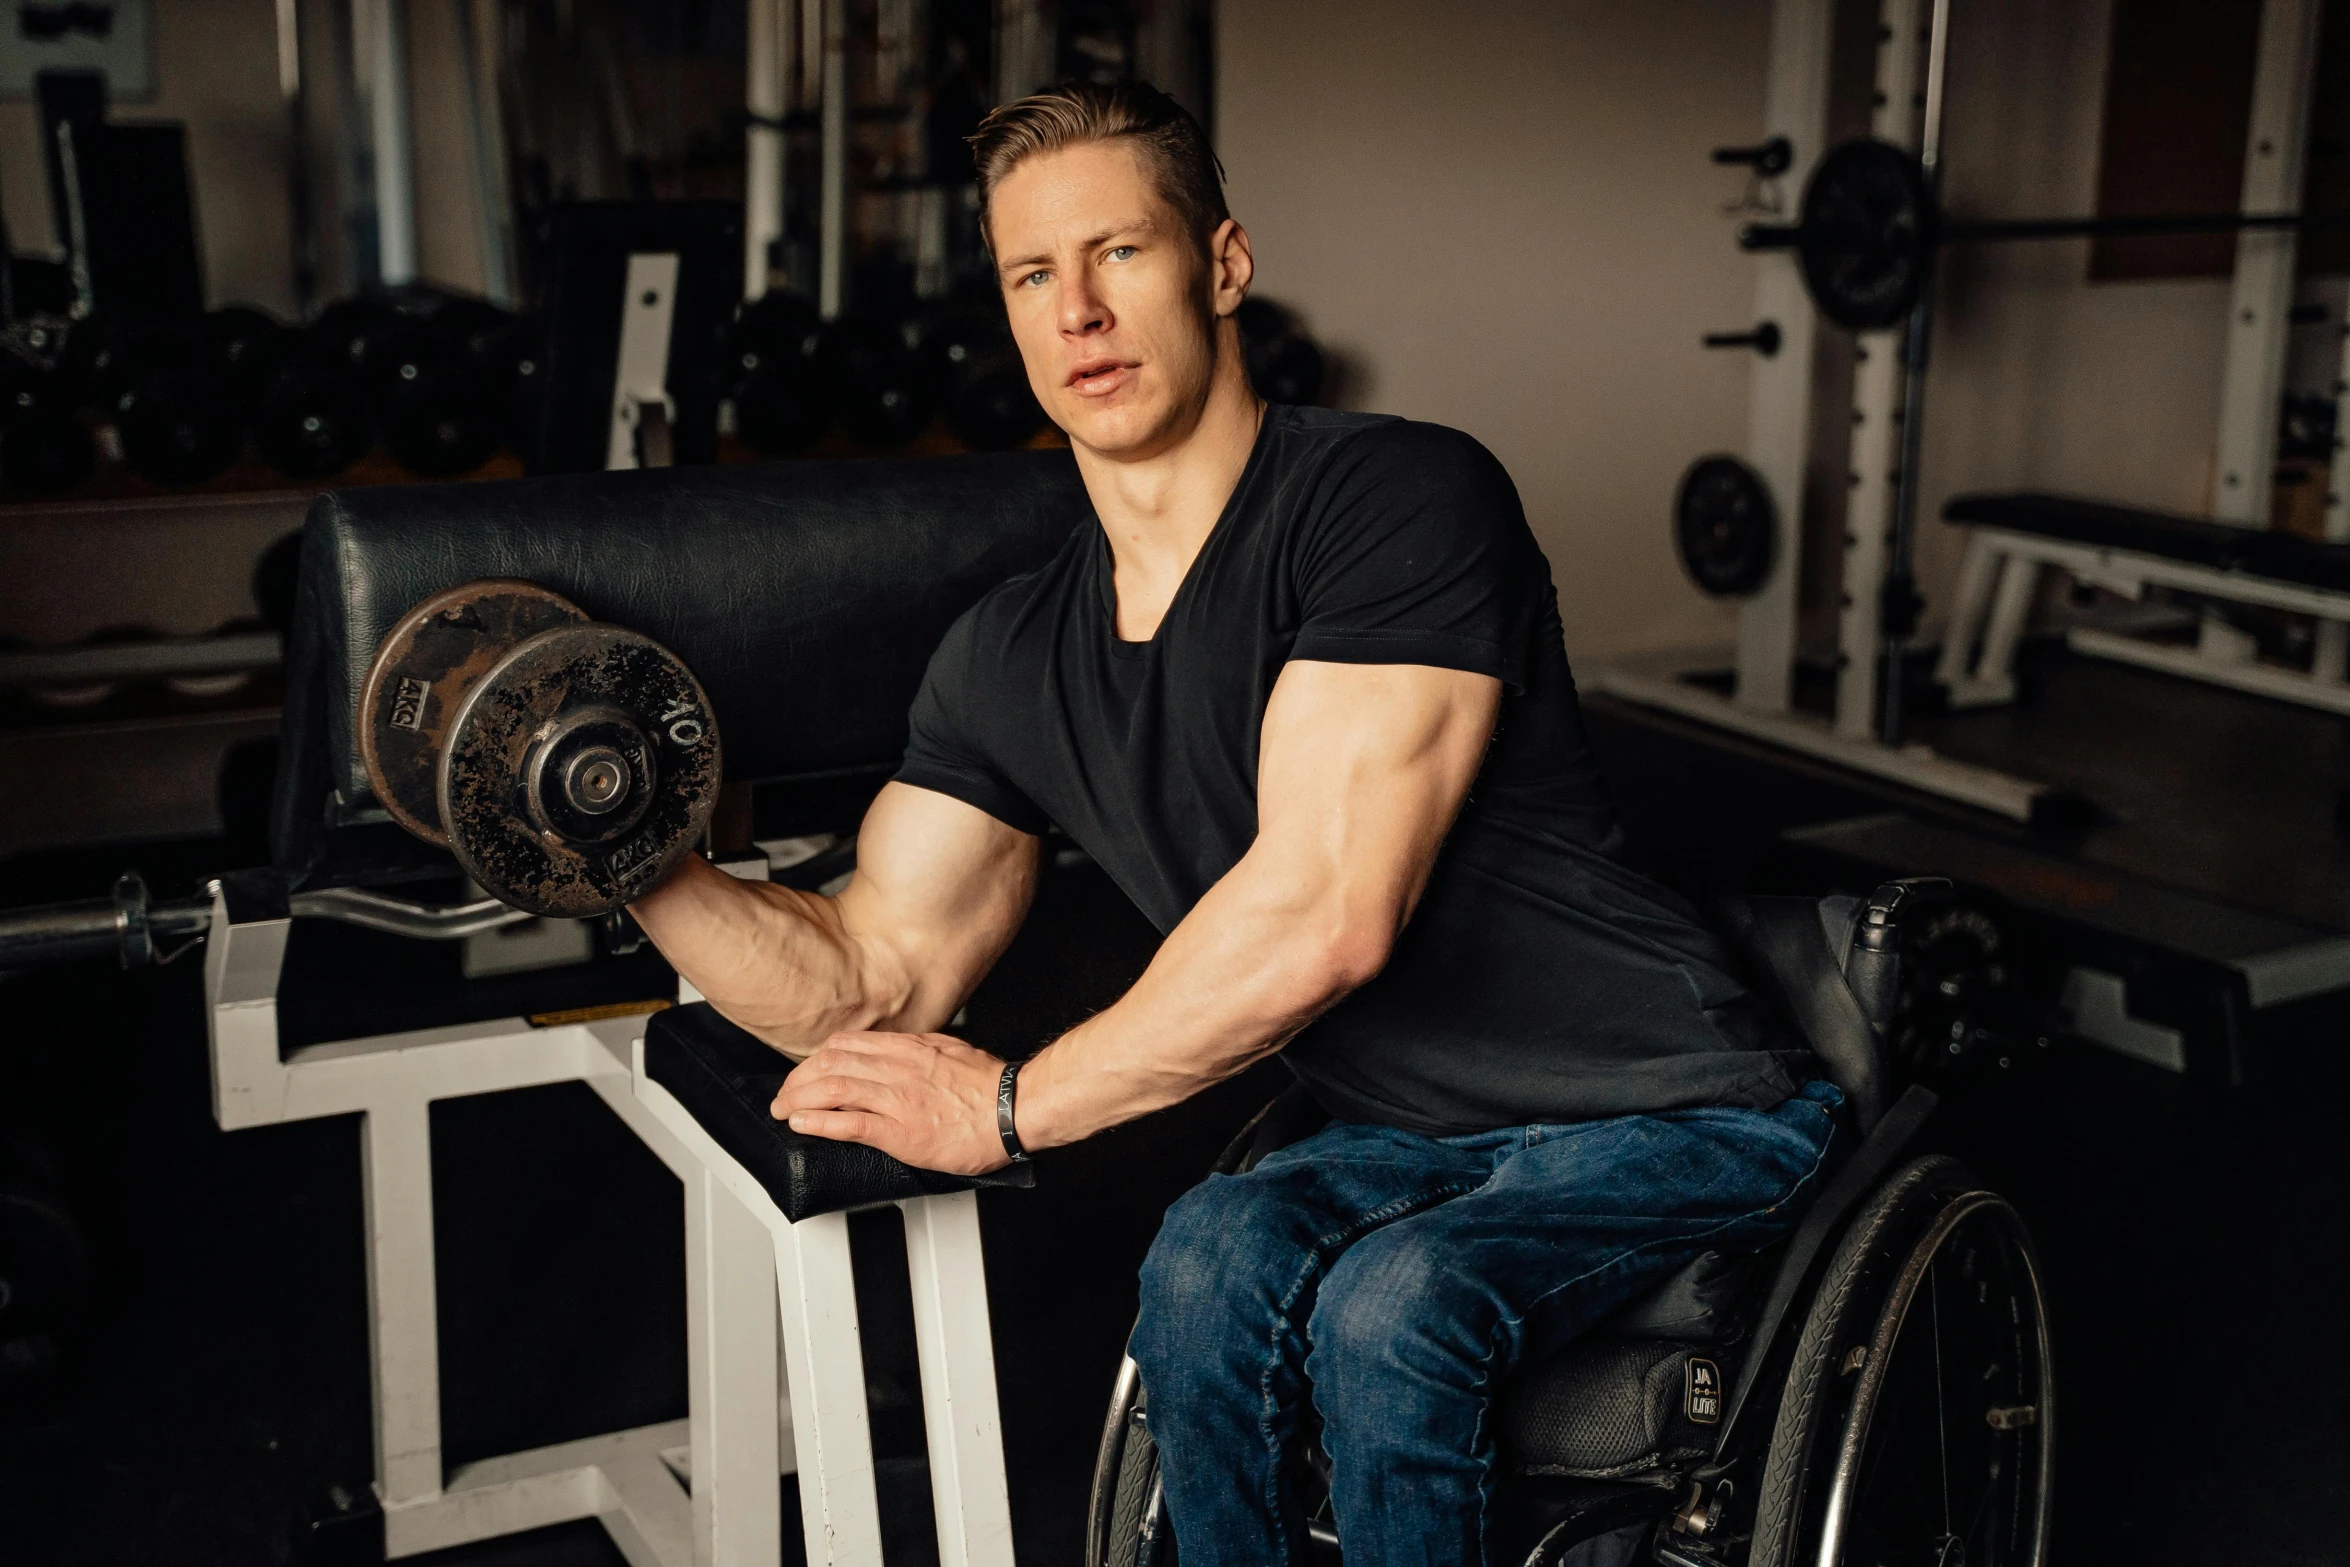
top-left (643, 1002), bottom-right (1033, 1222)
top-left (1601, 1247), bottom-right (1754, 1340)
top-left (1498, 1336), bottom-right (1731, 1479)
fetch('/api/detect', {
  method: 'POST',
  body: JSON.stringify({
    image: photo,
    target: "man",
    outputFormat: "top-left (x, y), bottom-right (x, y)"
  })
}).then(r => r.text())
top-left (634, 80), bottom-right (1838, 1566)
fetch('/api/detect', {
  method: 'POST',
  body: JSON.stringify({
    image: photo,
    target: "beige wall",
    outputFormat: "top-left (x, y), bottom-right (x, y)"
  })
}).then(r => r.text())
top-left (1218, 0), bottom-right (1771, 663)
top-left (1218, 0), bottom-right (2244, 665)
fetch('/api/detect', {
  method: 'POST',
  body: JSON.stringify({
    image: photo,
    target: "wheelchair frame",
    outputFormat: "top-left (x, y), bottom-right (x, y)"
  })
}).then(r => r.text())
top-left (1084, 892), bottom-right (2057, 1567)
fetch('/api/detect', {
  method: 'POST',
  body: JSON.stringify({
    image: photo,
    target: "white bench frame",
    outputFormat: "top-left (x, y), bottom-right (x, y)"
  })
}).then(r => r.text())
top-left (203, 873), bottom-right (1016, 1566)
top-left (1934, 525), bottom-right (2350, 717)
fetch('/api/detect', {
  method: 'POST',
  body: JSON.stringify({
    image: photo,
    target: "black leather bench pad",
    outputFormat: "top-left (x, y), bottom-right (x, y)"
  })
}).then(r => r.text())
top-left (273, 453), bottom-right (1091, 882)
top-left (1945, 491), bottom-right (2350, 594)
top-left (644, 1002), bottom-right (1033, 1222)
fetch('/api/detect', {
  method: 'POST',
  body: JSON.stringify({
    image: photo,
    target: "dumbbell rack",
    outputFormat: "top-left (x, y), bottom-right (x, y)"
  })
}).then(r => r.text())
top-left (0, 490), bottom-right (308, 858)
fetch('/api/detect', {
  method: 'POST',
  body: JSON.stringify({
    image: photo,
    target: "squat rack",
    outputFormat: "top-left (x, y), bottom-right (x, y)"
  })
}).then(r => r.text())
top-left (1594, 0), bottom-right (2343, 825)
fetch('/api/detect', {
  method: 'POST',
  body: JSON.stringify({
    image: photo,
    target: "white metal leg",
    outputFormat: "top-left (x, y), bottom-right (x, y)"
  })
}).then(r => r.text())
top-left (1934, 532), bottom-right (2001, 689)
top-left (2315, 620), bottom-right (2349, 687)
top-left (688, 1169), bottom-right (785, 1567)
top-left (362, 1093), bottom-right (445, 1507)
top-left (1971, 554), bottom-right (2040, 696)
top-left (901, 1192), bottom-right (1015, 1567)
top-left (774, 1211), bottom-right (886, 1566)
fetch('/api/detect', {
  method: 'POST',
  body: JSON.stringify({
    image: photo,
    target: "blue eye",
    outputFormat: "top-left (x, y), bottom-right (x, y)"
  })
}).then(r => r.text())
top-left (1107, 246), bottom-right (1137, 261)
top-left (1021, 270), bottom-right (1050, 288)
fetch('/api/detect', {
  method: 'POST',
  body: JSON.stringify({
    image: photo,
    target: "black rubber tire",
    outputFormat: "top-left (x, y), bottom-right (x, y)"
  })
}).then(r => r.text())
top-left (1747, 1154), bottom-right (1980, 1567)
top-left (1092, 1370), bottom-right (1172, 1567)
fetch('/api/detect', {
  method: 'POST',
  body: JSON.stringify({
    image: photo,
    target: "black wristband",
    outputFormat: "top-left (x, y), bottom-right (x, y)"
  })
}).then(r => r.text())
top-left (996, 1059), bottom-right (1029, 1163)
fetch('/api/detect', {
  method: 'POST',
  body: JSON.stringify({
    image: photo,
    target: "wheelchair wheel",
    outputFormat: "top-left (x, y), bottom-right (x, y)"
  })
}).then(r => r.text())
top-left (1748, 1155), bottom-right (2053, 1567)
top-left (1088, 1357), bottom-right (1175, 1567)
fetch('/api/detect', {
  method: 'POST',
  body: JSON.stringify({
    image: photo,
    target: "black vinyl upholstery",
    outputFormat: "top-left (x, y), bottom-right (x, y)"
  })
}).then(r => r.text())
top-left (272, 453), bottom-right (1091, 885)
top-left (645, 1001), bottom-right (1033, 1220)
top-left (1946, 489), bottom-right (2350, 593)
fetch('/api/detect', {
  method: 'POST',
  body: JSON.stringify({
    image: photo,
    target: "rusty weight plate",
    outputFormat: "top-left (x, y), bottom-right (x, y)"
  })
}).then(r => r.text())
top-left (359, 580), bottom-right (590, 844)
top-left (438, 622), bottom-right (721, 917)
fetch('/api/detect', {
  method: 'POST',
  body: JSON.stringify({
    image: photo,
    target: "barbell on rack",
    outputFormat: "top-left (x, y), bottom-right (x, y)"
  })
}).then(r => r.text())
top-left (1743, 136), bottom-right (2350, 331)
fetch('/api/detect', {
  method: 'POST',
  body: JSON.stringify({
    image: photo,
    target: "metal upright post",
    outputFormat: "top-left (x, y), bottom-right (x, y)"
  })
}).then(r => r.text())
top-left (451, 0), bottom-right (516, 306)
top-left (2215, 0), bottom-right (2324, 531)
top-left (994, 0), bottom-right (1052, 104)
top-left (1874, 0), bottom-right (1952, 744)
top-left (355, 0), bottom-right (418, 286)
top-left (1832, 0), bottom-right (1927, 740)
top-left (2211, 0), bottom-right (2323, 670)
top-left (818, 0), bottom-right (847, 320)
top-left (746, 0), bottom-right (791, 302)
top-left (1731, 0), bottom-right (1836, 717)
top-left (276, 0), bottom-right (318, 316)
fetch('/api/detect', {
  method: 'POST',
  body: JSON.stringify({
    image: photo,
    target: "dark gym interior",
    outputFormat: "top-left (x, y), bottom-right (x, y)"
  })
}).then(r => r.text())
top-left (4, 2), bottom-right (2348, 1565)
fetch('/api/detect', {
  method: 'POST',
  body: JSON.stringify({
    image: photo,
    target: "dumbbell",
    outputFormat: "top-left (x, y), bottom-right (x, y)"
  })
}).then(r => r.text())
top-left (924, 310), bottom-right (1046, 452)
top-left (252, 357), bottom-right (375, 480)
top-left (359, 581), bottom-right (722, 917)
top-left (818, 314), bottom-right (940, 446)
top-left (1236, 298), bottom-right (1327, 407)
top-left (67, 321), bottom-right (246, 485)
top-left (204, 304), bottom-right (295, 410)
top-left (0, 360), bottom-right (95, 493)
top-left (729, 291), bottom-right (829, 456)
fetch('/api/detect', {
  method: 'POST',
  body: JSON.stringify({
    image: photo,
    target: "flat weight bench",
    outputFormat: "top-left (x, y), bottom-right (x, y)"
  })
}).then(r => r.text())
top-left (221, 454), bottom-right (1092, 1562)
top-left (1935, 490), bottom-right (2350, 715)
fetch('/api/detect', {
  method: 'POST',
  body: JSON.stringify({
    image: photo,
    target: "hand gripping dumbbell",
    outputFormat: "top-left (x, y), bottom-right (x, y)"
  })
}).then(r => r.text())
top-left (359, 581), bottom-right (722, 918)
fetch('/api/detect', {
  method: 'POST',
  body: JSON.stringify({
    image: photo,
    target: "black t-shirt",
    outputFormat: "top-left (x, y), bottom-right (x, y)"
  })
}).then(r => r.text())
top-left (897, 407), bottom-right (1810, 1135)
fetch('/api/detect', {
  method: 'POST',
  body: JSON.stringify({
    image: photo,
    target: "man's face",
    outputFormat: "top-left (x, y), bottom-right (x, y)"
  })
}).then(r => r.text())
top-left (989, 140), bottom-right (1248, 459)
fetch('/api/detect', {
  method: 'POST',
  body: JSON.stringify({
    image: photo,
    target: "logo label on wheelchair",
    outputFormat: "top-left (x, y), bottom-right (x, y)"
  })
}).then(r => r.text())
top-left (1686, 1357), bottom-right (1722, 1424)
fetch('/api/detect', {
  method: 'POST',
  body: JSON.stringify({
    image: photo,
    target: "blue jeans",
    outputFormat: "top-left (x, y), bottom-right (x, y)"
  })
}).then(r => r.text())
top-left (1129, 1081), bottom-right (1842, 1567)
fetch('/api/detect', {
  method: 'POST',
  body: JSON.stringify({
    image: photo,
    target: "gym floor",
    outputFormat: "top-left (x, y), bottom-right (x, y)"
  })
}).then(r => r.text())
top-left (3, 646), bottom-right (2346, 1567)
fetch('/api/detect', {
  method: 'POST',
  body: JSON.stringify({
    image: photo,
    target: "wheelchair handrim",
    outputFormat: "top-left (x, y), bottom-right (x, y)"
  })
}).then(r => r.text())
top-left (1087, 1355), bottom-right (1146, 1567)
top-left (1812, 1190), bottom-right (2055, 1567)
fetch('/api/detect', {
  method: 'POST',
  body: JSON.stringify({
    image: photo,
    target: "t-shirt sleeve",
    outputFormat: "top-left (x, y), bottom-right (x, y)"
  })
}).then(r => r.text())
top-left (892, 606), bottom-right (1053, 836)
top-left (1287, 422), bottom-right (1535, 687)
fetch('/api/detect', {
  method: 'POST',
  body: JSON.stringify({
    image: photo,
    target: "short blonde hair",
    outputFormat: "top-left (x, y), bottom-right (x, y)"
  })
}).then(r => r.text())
top-left (968, 80), bottom-right (1228, 259)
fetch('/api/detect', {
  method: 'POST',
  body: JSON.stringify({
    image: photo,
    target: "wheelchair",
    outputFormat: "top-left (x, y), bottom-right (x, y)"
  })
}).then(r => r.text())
top-left (1086, 879), bottom-right (2053, 1567)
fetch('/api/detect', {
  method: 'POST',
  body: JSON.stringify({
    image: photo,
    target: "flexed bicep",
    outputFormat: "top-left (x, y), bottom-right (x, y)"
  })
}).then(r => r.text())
top-left (1251, 659), bottom-right (1501, 971)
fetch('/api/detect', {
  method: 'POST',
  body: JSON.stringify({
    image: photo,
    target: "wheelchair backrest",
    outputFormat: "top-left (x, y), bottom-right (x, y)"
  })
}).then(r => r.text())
top-left (1715, 879), bottom-right (1947, 1139)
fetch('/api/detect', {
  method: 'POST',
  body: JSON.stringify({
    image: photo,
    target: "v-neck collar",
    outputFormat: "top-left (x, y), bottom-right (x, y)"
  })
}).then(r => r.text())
top-left (1098, 410), bottom-right (1277, 658)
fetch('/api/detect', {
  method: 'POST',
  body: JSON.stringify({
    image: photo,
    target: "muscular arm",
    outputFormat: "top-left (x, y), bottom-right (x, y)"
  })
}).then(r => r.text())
top-left (775, 660), bottom-right (1500, 1168)
top-left (629, 781), bottom-right (1040, 1058)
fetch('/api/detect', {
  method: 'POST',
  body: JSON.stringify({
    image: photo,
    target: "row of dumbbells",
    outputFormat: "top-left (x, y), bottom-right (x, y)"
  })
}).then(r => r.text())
top-left (0, 297), bottom-right (542, 493)
top-left (0, 289), bottom-right (1333, 493)
top-left (727, 290), bottom-right (1329, 456)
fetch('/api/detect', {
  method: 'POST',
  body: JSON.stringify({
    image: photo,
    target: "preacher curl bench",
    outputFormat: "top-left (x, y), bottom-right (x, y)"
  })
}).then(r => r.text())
top-left (7, 452), bottom-right (1094, 1564)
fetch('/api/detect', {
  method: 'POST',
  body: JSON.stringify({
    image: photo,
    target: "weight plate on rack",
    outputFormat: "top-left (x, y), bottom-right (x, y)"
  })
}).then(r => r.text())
top-left (1675, 455), bottom-right (1776, 597)
top-left (438, 622), bottom-right (721, 917)
top-left (1799, 137), bottom-right (1937, 331)
top-left (359, 580), bottom-right (590, 844)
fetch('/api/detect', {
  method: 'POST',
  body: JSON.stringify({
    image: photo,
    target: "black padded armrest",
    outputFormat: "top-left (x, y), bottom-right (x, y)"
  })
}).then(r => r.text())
top-left (644, 1001), bottom-right (1033, 1222)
